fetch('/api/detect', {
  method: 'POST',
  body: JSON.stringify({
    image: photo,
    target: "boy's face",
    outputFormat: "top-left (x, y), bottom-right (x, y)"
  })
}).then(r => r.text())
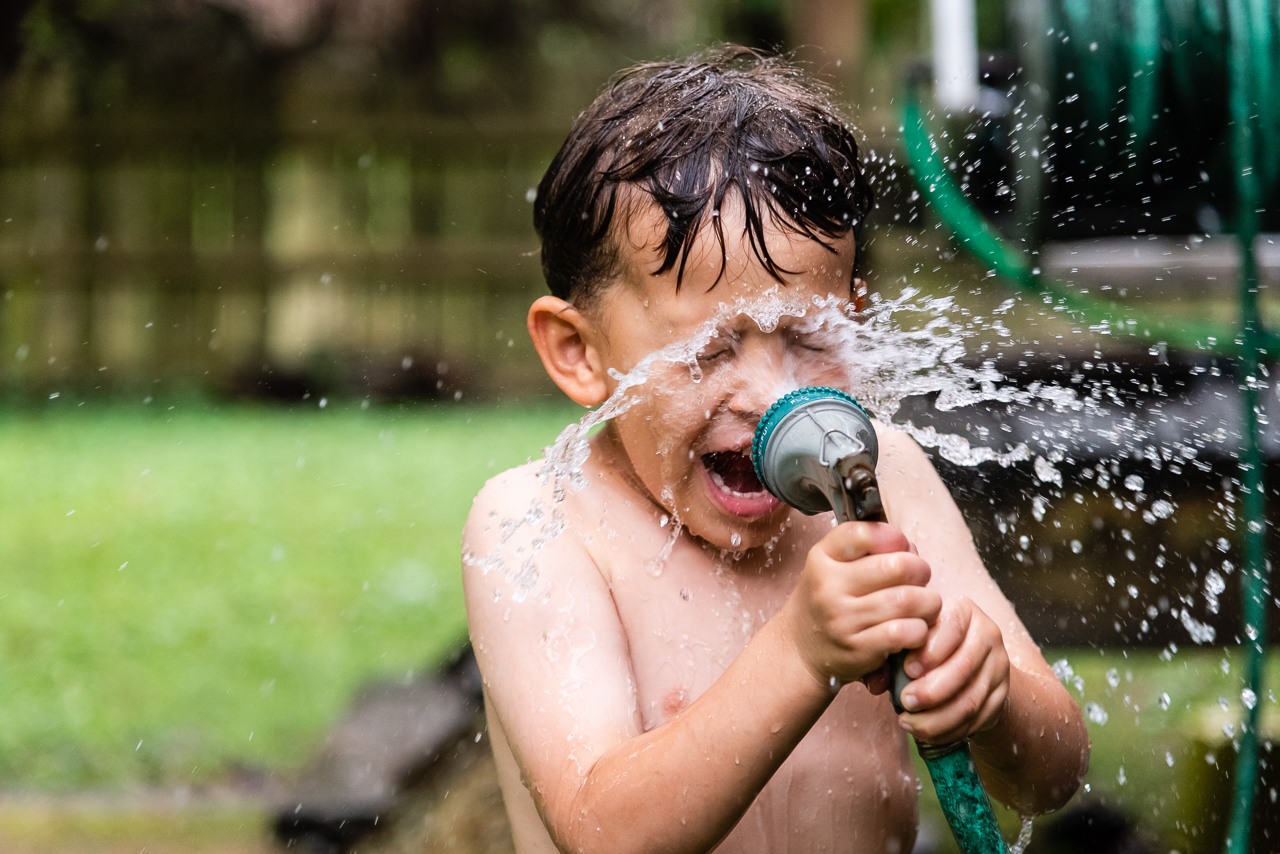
top-left (589, 196), bottom-right (858, 551)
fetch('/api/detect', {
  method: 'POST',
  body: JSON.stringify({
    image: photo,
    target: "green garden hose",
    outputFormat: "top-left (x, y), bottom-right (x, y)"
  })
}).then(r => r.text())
top-left (1223, 2), bottom-right (1270, 848)
top-left (899, 2), bottom-right (1275, 849)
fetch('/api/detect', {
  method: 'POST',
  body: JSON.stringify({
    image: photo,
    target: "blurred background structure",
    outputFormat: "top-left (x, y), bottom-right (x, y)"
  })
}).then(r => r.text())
top-left (0, 0), bottom-right (923, 404)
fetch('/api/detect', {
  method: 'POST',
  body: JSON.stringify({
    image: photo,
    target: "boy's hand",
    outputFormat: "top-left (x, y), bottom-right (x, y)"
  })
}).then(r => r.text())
top-left (896, 597), bottom-right (1010, 744)
top-left (783, 522), bottom-right (941, 688)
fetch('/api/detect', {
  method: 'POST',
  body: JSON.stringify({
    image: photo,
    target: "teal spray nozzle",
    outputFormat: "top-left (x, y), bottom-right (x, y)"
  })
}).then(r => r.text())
top-left (752, 387), bottom-right (1008, 854)
top-left (751, 386), bottom-right (884, 526)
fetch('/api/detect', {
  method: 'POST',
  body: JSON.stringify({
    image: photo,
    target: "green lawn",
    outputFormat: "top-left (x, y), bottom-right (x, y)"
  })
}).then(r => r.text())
top-left (0, 400), bottom-right (579, 789)
top-left (2, 400), bottom-right (1277, 853)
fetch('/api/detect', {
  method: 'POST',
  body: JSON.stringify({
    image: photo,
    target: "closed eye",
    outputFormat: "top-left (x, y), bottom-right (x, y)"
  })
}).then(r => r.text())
top-left (698, 333), bottom-right (739, 364)
top-left (786, 332), bottom-right (828, 354)
top-left (697, 348), bottom-right (731, 363)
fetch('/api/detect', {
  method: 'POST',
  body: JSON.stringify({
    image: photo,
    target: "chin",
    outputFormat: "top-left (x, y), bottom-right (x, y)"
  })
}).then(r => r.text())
top-left (681, 503), bottom-right (792, 553)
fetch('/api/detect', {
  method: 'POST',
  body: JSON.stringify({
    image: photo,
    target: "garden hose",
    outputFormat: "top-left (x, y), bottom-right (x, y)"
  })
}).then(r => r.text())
top-left (753, 387), bottom-right (1008, 854)
top-left (900, 2), bottom-right (1275, 848)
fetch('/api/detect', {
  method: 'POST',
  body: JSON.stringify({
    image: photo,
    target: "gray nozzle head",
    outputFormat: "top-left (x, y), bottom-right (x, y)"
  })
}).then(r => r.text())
top-left (751, 387), bottom-right (879, 521)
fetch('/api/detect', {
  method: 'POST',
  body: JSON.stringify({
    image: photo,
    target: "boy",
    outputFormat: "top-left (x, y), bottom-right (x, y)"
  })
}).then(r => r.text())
top-left (463, 47), bottom-right (1088, 854)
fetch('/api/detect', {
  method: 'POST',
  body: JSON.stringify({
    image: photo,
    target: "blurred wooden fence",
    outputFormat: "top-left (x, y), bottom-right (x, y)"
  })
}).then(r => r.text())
top-left (0, 117), bottom-right (565, 400)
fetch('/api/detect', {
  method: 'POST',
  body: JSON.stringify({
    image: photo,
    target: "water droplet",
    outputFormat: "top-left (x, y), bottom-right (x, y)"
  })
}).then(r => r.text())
top-left (1085, 702), bottom-right (1108, 725)
top-left (1031, 496), bottom-right (1047, 521)
top-left (1034, 457), bottom-right (1063, 487)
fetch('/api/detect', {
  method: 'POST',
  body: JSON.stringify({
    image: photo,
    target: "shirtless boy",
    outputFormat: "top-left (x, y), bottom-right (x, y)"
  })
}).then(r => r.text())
top-left (463, 48), bottom-right (1088, 854)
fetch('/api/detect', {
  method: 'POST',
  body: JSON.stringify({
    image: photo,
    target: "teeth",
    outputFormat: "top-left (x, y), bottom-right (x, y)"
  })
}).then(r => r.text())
top-left (708, 467), bottom-right (766, 498)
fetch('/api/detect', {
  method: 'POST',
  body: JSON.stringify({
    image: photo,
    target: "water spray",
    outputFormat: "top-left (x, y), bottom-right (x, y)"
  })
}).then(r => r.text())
top-left (753, 386), bottom-right (1008, 854)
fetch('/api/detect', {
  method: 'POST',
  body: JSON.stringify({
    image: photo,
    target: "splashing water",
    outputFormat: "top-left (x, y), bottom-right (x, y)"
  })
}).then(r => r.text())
top-left (493, 284), bottom-right (1227, 610)
top-left (539, 286), bottom-right (1116, 497)
top-left (1008, 816), bottom-right (1036, 854)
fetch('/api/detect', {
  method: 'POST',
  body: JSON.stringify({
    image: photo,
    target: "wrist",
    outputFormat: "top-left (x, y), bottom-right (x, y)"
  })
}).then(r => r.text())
top-left (764, 603), bottom-right (836, 709)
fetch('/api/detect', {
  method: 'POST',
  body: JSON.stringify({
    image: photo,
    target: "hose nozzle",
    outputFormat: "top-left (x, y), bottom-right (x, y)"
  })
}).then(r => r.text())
top-left (751, 387), bottom-right (883, 525)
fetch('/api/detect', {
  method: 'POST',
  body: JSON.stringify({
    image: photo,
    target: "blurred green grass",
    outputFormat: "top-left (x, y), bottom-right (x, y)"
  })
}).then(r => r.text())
top-left (0, 400), bottom-right (578, 789)
top-left (3, 398), bottom-right (1278, 851)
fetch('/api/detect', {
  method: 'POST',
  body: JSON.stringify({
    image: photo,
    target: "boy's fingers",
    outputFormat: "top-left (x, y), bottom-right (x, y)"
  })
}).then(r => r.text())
top-left (812, 550), bottom-right (932, 595)
top-left (901, 649), bottom-right (1009, 742)
top-left (899, 631), bottom-right (986, 712)
top-left (857, 618), bottom-right (932, 662)
top-left (972, 685), bottom-right (1009, 735)
top-left (905, 666), bottom-right (1008, 744)
top-left (819, 521), bottom-right (913, 563)
top-left (837, 586), bottom-right (942, 635)
top-left (901, 607), bottom-right (1006, 712)
top-left (904, 602), bottom-right (969, 678)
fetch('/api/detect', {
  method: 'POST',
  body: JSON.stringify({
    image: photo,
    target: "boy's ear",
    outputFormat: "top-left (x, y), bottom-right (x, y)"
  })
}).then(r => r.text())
top-left (528, 296), bottom-right (610, 407)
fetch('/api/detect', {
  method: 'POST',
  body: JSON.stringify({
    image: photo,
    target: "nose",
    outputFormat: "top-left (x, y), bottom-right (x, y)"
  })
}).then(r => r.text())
top-left (724, 335), bottom-right (788, 418)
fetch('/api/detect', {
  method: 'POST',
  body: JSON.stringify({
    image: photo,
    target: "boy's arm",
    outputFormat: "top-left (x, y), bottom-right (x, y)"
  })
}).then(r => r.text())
top-left (464, 467), bottom-right (937, 854)
top-left (878, 431), bottom-right (1089, 814)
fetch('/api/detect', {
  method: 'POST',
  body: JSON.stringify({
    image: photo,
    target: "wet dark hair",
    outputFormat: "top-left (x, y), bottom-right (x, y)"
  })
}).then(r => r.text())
top-left (533, 45), bottom-right (873, 305)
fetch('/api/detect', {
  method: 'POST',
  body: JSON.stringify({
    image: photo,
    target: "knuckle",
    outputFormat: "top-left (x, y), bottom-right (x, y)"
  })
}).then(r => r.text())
top-left (906, 555), bottom-right (931, 585)
top-left (883, 552), bottom-right (903, 577)
top-left (902, 619), bottom-right (929, 648)
top-left (840, 523), bottom-right (871, 555)
top-left (818, 598), bottom-right (843, 627)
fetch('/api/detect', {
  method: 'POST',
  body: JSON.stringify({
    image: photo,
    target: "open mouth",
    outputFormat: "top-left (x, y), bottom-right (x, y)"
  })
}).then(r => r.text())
top-left (701, 450), bottom-right (779, 518)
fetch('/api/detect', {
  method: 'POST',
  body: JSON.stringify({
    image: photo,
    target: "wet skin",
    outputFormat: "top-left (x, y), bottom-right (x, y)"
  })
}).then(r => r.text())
top-left (462, 198), bottom-right (1088, 854)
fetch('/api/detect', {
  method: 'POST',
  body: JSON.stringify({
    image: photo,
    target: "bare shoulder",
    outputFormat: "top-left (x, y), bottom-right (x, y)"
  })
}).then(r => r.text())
top-left (872, 421), bottom-right (935, 472)
top-left (464, 460), bottom-right (559, 550)
top-left (869, 421), bottom-right (956, 514)
top-left (869, 420), bottom-right (982, 567)
top-left (462, 460), bottom-right (596, 599)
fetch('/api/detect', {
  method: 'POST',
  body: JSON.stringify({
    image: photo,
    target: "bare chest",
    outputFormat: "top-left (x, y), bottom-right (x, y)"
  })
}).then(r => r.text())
top-left (593, 532), bottom-right (918, 851)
